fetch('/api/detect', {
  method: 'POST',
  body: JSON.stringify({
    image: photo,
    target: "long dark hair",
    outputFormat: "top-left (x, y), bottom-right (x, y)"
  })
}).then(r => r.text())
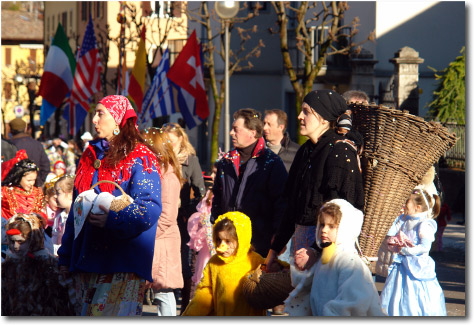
top-left (104, 119), bottom-right (158, 166)
top-left (2, 159), bottom-right (38, 187)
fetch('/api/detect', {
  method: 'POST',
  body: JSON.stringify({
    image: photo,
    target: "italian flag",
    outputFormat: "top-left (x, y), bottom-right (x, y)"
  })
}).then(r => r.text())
top-left (127, 26), bottom-right (147, 113)
top-left (38, 23), bottom-right (76, 125)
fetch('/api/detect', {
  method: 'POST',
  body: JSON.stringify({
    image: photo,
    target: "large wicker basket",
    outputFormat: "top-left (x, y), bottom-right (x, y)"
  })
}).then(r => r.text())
top-left (241, 264), bottom-right (293, 310)
top-left (351, 104), bottom-right (457, 268)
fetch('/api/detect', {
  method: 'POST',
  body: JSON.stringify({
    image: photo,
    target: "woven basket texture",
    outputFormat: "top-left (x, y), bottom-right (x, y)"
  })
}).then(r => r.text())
top-left (90, 180), bottom-right (132, 209)
top-left (241, 264), bottom-right (293, 310)
top-left (351, 104), bottom-right (457, 263)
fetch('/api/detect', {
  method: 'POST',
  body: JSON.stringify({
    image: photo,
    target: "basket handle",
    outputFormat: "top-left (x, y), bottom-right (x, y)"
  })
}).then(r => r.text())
top-left (90, 180), bottom-right (126, 197)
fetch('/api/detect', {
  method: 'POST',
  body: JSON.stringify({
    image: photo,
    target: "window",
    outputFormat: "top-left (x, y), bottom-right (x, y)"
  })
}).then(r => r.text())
top-left (47, 17), bottom-right (50, 34)
top-left (29, 49), bottom-right (37, 71)
top-left (70, 10), bottom-right (72, 28)
top-left (96, 2), bottom-right (100, 18)
top-left (3, 82), bottom-right (12, 100)
top-left (88, 2), bottom-right (92, 19)
top-left (52, 15), bottom-right (55, 32)
top-left (248, 1), bottom-right (268, 12)
top-left (81, 2), bottom-right (87, 21)
top-left (150, 1), bottom-right (176, 18)
top-left (5, 48), bottom-right (11, 66)
top-left (168, 39), bottom-right (186, 65)
top-left (62, 12), bottom-right (68, 33)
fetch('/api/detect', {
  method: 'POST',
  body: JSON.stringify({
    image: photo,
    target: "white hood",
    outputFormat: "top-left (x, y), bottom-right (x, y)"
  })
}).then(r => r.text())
top-left (315, 199), bottom-right (364, 253)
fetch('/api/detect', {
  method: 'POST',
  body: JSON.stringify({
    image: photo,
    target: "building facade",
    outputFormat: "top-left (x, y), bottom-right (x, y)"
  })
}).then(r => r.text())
top-left (1, 3), bottom-right (44, 136)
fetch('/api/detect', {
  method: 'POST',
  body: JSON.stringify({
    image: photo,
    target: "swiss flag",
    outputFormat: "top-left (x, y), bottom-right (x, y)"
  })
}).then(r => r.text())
top-left (167, 30), bottom-right (209, 121)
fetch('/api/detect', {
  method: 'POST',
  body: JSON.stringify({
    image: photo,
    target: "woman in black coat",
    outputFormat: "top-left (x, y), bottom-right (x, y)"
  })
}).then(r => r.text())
top-left (265, 90), bottom-right (365, 271)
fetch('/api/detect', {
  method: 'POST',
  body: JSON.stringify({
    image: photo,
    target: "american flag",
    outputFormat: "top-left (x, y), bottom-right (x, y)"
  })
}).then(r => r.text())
top-left (64, 16), bottom-right (102, 135)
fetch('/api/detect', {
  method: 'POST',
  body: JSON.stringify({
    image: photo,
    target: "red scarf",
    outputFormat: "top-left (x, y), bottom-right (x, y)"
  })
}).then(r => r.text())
top-left (223, 137), bottom-right (265, 176)
top-left (74, 143), bottom-right (162, 194)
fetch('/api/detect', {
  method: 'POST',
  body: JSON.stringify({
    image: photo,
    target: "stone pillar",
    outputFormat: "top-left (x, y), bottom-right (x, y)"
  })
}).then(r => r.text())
top-left (349, 48), bottom-right (378, 100)
top-left (389, 47), bottom-right (424, 115)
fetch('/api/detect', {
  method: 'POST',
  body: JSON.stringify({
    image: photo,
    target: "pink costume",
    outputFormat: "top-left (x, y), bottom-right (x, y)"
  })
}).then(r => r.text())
top-left (187, 190), bottom-right (216, 284)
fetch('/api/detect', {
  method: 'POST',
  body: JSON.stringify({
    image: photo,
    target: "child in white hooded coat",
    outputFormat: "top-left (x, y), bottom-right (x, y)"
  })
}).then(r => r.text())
top-left (284, 199), bottom-right (386, 316)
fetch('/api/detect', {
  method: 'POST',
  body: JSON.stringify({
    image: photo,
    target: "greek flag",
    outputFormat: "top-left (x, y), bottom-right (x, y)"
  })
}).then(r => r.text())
top-left (139, 48), bottom-right (176, 129)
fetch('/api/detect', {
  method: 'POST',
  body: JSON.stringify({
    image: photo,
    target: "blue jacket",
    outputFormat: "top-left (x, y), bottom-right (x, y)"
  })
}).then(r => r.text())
top-left (58, 140), bottom-right (162, 282)
top-left (211, 138), bottom-right (288, 256)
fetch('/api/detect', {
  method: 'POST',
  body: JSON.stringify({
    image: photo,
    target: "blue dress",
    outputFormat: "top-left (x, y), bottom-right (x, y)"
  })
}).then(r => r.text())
top-left (380, 213), bottom-right (447, 316)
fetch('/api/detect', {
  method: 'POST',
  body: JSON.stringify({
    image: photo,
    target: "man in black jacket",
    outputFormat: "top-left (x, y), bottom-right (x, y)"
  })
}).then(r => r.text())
top-left (9, 118), bottom-right (50, 187)
top-left (211, 108), bottom-right (288, 257)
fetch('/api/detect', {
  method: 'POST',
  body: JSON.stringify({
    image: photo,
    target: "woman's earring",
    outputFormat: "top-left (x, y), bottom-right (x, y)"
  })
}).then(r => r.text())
top-left (113, 128), bottom-right (120, 135)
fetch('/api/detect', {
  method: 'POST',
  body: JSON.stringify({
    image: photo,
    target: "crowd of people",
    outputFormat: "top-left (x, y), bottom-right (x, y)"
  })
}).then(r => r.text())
top-left (1, 91), bottom-right (449, 317)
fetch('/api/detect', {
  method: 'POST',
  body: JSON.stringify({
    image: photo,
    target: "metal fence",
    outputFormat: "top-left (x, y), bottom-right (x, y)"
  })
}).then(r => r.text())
top-left (442, 123), bottom-right (465, 169)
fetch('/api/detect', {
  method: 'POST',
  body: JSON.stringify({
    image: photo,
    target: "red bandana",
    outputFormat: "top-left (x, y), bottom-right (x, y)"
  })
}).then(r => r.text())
top-left (98, 95), bottom-right (137, 128)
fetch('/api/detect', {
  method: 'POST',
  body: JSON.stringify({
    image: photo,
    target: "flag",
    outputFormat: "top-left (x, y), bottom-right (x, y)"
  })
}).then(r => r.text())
top-left (127, 26), bottom-right (147, 113)
top-left (38, 23), bottom-right (75, 125)
top-left (167, 30), bottom-right (209, 129)
top-left (139, 48), bottom-right (176, 129)
top-left (64, 16), bottom-right (102, 136)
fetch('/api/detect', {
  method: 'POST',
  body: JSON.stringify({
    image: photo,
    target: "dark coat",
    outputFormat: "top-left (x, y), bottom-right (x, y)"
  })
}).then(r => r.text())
top-left (271, 128), bottom-right (365, 253)
top-left (211, 137), bottom-right (288, 257)
top-left (277, 132), bottom-right (300, 173)
top-left (1, 138), bottom-right (17, 162)
top-left (10, 133), bottom-right (50, 187)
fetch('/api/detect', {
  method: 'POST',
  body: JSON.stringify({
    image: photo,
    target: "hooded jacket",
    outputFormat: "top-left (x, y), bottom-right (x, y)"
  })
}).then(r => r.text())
top-left (285, 199), bottom-right (386, 316)
top-left (182, 211), bottom-right (266, 316)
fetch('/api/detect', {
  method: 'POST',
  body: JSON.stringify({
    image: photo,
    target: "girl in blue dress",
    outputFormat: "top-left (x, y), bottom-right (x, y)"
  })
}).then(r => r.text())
top-left (380, 188), bottom-right (447, 316)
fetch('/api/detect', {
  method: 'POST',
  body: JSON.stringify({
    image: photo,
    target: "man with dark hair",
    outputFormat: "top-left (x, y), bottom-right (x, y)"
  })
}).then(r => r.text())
top-left (263, 109), bottom-right (300, 172)
top-left (8, 118), bottom-right (50, 187)
top-left (211, 108), bottom-right (288, 257)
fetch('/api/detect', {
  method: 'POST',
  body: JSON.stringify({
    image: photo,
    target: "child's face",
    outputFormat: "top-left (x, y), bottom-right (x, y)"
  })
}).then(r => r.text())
top-left (19, 171), bottom-right (37, 192)
top-left (8, 233), bottom-right (30, 257)
top-left (318, 212), bottom-right (339, 244)
top-left (405, 195), bottom-right (420, 215)
top-left (54, 183), bottom-right (73, 209)
top-left (47, 193), bottom-right (58, 210)
top-left (216, 231), bottom-right (237, 257)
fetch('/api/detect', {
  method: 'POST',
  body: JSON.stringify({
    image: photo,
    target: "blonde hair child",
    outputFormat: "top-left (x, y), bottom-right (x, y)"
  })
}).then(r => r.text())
top-left (380, 189), bottom-right (446, 316)
top-left (52, 175), bottom-right (74, 254)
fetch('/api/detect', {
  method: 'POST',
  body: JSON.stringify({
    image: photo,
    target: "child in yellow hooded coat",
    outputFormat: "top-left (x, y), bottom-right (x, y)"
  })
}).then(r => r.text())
top-left (182, 211), bottom-right (266, 316)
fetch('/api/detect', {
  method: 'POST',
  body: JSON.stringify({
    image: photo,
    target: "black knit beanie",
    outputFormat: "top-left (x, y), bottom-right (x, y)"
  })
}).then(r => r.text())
top-left (303, 90), bottom-right (347, 121)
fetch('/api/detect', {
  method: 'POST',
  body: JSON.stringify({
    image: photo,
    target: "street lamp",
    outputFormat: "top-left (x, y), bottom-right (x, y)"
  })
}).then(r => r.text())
top-left (215, 1), bottom-right (239, 152)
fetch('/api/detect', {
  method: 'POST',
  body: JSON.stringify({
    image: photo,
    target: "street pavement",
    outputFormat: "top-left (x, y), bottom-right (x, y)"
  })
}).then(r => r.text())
top-left (143, 213), bottom-right (466, 317)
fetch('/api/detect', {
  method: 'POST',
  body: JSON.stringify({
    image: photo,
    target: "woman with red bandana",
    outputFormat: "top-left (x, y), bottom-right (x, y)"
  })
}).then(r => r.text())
top-left (57, 95), bottom-right (163, 316)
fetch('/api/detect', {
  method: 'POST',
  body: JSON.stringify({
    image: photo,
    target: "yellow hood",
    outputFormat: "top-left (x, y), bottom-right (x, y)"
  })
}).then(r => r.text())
top-left (213, 212), bottom-right (252, 264)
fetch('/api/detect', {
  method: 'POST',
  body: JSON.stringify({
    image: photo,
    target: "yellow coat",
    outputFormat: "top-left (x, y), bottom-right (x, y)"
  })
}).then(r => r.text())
top-left (182, 212), bottom-right (266, 316)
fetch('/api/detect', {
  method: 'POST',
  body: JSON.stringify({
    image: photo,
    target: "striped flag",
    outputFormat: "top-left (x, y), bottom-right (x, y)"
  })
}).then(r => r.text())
top-left (138, 48), bottom-right (176, 129)
top-left (64, 16), bottom-right (102, 135)
top-left (38, 23), bottom-right (75, 125)
top-left (127, 26), bottom-right (147, 113)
